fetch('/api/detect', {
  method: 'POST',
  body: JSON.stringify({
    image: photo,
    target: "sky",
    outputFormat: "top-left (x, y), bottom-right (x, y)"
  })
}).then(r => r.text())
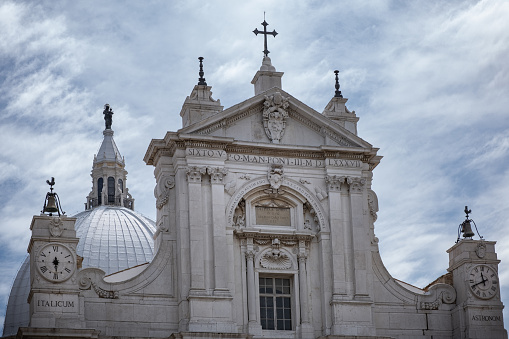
top-left (0, 0), bottom-right (508, 333)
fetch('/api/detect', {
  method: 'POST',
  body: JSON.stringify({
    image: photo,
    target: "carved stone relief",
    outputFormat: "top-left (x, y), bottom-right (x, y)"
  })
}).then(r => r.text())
top-left (476, 241), bottom-right (486, 258)
top-left (314, 186), bottom-right (328, 201)
top-left (49, 217), bottom-right (64, 237)
top-left (263, 92), bottom-right (289, 143)
top-left (268, 164), bottom-right (284, 193)
top-left (303, 201), bottom-right (319, 231)
top-left (260, 239), bottom-right (292, 270)
top-left (225, 180), bottom-right (236, 195)
top-left (233, 199), bottom-right (246, 228)
top-left (155, 175), bottom-right (175, 210)
top-left (367, 189), bottom-right (379, 222)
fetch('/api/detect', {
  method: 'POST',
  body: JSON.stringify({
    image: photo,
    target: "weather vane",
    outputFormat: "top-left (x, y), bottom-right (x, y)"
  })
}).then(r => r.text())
top-left (253, 12), bottom-right (278, 57)
top-left (456, 206), bottom-right (483, 243)
top-left (42, 177), bottom-right (65, 216)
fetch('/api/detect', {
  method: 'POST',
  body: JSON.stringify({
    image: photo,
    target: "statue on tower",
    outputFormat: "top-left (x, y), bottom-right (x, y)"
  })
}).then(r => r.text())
top-left (103, 104), bottom-right (113, 129)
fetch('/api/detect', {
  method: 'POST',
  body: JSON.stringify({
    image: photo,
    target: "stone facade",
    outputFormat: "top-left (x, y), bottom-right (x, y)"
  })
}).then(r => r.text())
top-left (16, 57), bottom-right (507, 339)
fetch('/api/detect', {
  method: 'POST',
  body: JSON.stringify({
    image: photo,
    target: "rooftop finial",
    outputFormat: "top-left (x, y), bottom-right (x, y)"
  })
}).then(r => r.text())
top-left (253, 14), bottom-right (278, 57)
top-left (103, 104), bottom-right (113, 130)
top-left (198, 57), bottom-right (207, 85)
top-left (334, 70), bottom-right (343, 98)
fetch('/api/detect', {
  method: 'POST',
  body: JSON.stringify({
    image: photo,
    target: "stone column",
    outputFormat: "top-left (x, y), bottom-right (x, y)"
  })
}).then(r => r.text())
top-left (325, 175), bottom-right (347, 296)
top-left (187, 166), bottom-right (206, 294)
top-left (298, 248), bottom-right (309, 323)
top-left (342, 177), bottom-right (355, 298)
top-left (245, 249), bottom-right (257, 323)
top-left (349, 177), bottom-right (368, 297)
top-left (208, 167), bottom-right (230, 295)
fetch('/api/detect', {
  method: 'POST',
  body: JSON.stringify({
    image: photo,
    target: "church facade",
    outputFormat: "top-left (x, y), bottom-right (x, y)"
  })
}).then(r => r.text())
top-left (14, 47), bottom-right (507, 338)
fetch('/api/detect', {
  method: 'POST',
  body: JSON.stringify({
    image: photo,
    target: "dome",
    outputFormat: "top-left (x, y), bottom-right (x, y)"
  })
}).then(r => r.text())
top-left (74, 206), bottom-right (156, 273)
top-left (2, 206), bottom-right (156, 336)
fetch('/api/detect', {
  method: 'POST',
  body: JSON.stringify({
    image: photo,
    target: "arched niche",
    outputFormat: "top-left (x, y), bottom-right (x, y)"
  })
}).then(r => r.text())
top-left (226, 177), bottom-right (328, 232)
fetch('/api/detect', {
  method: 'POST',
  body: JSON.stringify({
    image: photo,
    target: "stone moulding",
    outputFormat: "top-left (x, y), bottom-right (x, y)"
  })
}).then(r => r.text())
top-left (78, 268), bottom-right (119, 299)
top-left (418, 283), bottom-right (457, 310)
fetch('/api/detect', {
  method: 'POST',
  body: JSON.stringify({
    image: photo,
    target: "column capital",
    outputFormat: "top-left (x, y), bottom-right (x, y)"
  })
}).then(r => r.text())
top-left (207, 166), bottom-right (228, 184)
top-left (325, 175), bottom-right (346, 192)
top-left (245, 249), bottom-right (257, 261)
top-left (186, 166), bottom-right (206, 183)
top-left (349, 177), bottom-right (366, 193)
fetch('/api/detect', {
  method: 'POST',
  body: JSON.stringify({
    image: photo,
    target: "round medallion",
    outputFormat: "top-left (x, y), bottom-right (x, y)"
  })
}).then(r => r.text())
top-left (36, 243), bottom-right (75, 282)
top-left (468, 264), bottom-right (498, 299)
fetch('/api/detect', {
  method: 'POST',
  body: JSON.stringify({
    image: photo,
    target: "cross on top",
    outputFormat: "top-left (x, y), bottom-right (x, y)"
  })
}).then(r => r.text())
top-left (253, 15), bottom-right (278, 57)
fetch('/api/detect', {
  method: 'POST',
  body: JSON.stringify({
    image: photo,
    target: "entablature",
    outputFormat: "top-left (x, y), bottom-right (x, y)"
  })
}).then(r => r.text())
top-left (145, 133), bottom-right (381, 170)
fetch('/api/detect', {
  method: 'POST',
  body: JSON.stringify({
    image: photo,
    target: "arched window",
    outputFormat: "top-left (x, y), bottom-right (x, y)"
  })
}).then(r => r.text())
top-left (108, 177), bottom-right (115, 204)
top-left (118, 178), bottom-right (123, 193)
top-left (98, 178), bottom-right (103, 205)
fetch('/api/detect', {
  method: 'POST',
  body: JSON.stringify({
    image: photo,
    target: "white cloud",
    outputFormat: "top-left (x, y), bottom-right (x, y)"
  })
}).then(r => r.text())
top-left (1, 0), bottom-right (509, 333)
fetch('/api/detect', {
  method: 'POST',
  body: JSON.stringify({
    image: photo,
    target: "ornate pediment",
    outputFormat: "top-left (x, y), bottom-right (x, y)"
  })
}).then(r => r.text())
top-left (180, 88), bottom-right (369, 149)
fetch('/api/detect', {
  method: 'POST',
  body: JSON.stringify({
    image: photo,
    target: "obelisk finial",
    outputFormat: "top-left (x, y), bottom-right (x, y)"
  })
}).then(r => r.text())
top-left (334, 70), bottom-right (343, 98)
top-left (198, 57), bottom-right (207, 86)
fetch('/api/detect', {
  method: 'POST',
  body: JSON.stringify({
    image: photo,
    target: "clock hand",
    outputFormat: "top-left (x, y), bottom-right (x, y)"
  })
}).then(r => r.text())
top-left (52, 257), bottom-right (59, 270)
top-left (471, 278), bottom-right (488, 289)
top-left (480, 272), bottom-right (487, 286)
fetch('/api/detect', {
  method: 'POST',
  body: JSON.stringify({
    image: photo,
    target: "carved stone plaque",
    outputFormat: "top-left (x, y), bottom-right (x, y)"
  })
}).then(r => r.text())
top-left (255, 207), bottom-right (291, 226)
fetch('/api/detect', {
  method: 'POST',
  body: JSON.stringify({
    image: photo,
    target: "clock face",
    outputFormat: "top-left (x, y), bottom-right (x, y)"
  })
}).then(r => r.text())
top-left (468, 264), bottom-right (498, 299)
top-left (36, 243), bottom-right (75, 282)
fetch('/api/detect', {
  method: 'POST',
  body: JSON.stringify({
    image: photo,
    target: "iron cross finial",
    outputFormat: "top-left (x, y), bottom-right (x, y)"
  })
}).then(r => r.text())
top-left (198, 57), bottom-right (207, 86)
top-left (334, 70), bottom-right (343, 98)
top-left (253, 15), bottom-right (278, 57)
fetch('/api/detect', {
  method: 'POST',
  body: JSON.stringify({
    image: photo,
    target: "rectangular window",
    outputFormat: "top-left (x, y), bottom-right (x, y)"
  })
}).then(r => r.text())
top-left (259, 277), bottom-right (292, 330)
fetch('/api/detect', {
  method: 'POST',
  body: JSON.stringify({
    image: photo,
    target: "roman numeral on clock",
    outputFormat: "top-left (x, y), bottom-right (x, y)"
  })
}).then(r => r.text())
top-left (40, 266), bottom-right (48, 273)
top-left (53, 273), bottom-right (59, 280)
top-left (65, 268), bottom-right (71, 273)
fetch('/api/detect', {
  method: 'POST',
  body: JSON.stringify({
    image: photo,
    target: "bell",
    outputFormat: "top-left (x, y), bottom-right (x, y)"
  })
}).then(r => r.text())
top-left (44, 194), bottom-right (59, 213)
top-left (461, 220), bottom-right (475, 238)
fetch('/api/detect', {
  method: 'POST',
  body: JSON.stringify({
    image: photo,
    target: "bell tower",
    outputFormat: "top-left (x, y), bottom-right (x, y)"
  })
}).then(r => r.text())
top-left (22, 179), bottom-right (98, 337)
top-left (85, 104), bottom-right (134, 210)
top-left (448, 207), bottom-right (507, 339)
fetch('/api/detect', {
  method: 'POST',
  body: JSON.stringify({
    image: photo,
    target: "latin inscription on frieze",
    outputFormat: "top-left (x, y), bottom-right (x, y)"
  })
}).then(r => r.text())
top-left (185, 148), bottom-right (361, 168)
top-left (256, 207), bottom-right (291, 226)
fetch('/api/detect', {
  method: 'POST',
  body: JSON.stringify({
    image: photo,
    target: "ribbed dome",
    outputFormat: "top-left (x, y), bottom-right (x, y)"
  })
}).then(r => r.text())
top-left (74, 206), bottom-right (156, 273)
top-left (2, 206), bottom-right (156, 336)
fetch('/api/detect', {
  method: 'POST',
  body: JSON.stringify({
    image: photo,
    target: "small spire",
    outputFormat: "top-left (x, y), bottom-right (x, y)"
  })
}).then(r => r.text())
top-left (334, 70), bottom-right (343, 98)
top-left (103, 104), bottom-right (114, 129)
top-left (198, 57), bottom-right (207, 86)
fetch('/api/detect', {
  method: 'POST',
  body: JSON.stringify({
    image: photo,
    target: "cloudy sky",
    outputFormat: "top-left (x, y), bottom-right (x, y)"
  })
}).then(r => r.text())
top-left (1, 0), bottom-right (508, 332)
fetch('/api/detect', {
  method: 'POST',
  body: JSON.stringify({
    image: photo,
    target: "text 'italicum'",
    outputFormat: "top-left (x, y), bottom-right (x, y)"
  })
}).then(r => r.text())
top-left (37, 300), bottom-right (74, 307)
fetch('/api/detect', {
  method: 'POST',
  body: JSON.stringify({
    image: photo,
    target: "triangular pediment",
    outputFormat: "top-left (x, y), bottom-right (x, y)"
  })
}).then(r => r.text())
top-left (179, 87), bottom-right (371, 149)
